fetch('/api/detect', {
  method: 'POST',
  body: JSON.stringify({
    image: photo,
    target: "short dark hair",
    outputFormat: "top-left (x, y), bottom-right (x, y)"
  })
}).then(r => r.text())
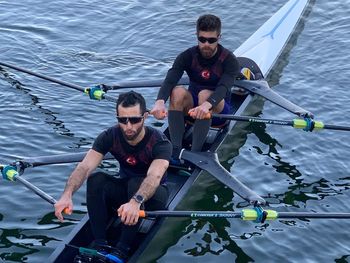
top-left (116, 91), bottom-right (147, 115)
top-left (196, 14), bottom-right (221, 35)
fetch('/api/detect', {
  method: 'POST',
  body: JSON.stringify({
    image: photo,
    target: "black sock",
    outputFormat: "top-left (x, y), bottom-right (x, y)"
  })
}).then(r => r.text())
top-left (168, 110), bottom-right (185, 157)
top-left (191, 119), bottom-right (211, 151)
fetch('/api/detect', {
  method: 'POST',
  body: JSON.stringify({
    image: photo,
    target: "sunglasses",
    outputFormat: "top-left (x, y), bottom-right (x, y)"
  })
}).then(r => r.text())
top-left (197, 36), bottom-right (218, 44)
top-left (117, 116), bottom-right (144, 124)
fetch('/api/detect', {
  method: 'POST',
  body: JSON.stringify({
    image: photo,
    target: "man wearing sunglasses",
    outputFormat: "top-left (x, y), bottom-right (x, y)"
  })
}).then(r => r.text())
top-left (54, 91), bottom-right (172, 261)
top-left (151, 14), bottom-right (240, 162)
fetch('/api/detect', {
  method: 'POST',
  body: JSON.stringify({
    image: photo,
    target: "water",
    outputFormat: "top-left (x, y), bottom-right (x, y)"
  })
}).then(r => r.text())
top-left (0, 0), bottom-right (350, 262)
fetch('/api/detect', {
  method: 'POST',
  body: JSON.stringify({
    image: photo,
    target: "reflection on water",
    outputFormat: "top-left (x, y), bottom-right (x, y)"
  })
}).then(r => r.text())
top-left (183, 219), bottom-right (255, 262)
top-left (0, 66), bottom-right (72, 137)
top-left (0, 211), bottom-right (85, 262)
top-left (0, 228), bottom-right (40, 262)
top-left (247, 123), bottom-right (350, 208)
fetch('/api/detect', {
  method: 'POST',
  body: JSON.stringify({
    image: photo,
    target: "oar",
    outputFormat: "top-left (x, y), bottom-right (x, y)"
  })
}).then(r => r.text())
top-left (0, 61), bottom-right (313, 118)
top-left (0, 61), bottom-right (116, 102)
top-left (179, 149), bottom-right (266, 205)
top-left (101, 76), bottom-right (190, 90)
top-left (202, 113), bottom-right (350, 132)
top-left (139, 210), bottom-right (350, 220)
top-left (9, 151), bottom-right (114, 170)
top-left (0, 165), bottom-right (70, 213)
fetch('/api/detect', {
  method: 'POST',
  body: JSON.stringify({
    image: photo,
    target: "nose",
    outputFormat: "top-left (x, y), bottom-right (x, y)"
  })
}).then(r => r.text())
top-left (125, 121), bottom-right (133, 128)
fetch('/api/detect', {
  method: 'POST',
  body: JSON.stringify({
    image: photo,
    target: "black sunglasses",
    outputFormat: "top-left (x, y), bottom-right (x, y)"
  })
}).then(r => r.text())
top-left (197, 36), bottom-right (218, 44)
top-left (117, 116), bottom-right (144, 124)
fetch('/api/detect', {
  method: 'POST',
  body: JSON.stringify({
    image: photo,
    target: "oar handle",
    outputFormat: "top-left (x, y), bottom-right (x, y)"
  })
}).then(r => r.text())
top-left (188, 110), bottom-right (212, 119)
top-left (139, 210), bottom-right (146, 218)
top-left (149, 111), bottom-right (167, 119)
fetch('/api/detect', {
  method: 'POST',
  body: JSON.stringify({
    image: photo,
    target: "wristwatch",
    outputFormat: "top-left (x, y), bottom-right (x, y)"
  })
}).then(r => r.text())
top-left (132, 194), bottom-right (145, 204)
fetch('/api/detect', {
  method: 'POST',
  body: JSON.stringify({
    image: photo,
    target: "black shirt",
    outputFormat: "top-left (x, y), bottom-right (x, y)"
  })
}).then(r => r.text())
top-left (92, 126), bottom-right (172, 180)
top-left (157, 44), bottom-right (240, 107)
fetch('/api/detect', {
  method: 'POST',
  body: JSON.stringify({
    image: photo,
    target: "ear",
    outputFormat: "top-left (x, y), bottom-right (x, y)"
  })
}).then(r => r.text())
top-left (144, 112), bottom-right (149, 119)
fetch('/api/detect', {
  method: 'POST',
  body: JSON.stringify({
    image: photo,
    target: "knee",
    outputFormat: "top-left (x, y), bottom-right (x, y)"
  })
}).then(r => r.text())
top-left (170, 86), bottom-right (187, 108)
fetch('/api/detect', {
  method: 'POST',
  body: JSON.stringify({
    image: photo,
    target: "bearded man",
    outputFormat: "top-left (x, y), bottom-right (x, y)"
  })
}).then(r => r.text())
top-left (55, 91), bottom-right (172, 261)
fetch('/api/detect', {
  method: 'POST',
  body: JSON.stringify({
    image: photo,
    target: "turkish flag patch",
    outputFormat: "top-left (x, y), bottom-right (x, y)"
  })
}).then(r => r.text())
top-left (201, 69), bottom-right (210, 80)
top-left (126, 155), bottom-right (137, 165)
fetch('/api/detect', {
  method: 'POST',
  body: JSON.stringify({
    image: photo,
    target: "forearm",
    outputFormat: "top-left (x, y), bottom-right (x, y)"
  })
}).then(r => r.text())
top-left (157, 68), bottom-right (184, 102)
top-left (135, 176), bottom-right (160, 201)
top-left (62, 163), bottom-right (90, 197)
top-left (207, 84), bottom-right (228, 107)
top-left (207, 70), bottom-right (238, 107)
top-left (157, 53), bottom-right (187, 102)
top-left (207, 53), bottom-right (240, 106)
top-left (135, 162), bottom-right (167, 201)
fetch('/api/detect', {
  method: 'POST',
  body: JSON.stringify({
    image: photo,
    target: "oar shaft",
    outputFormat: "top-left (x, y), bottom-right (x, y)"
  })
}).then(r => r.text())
top-left (278, 212), bottom-right (350, 219)
top-left (0, 61), bottom-right (117, 103)
top-left (102, 76), bottom-right (190, 90)
top-left (15, 176), bottom-right (56, 205)
top-left (139, 210), bottom-right (350, 220)
top-left (14, 176), bottom-right (70, 214)
top-left (323, 124), bottom-right (350, 131)
top-left (0, 61), bottom-right (84, 92)
top-left (19, 152), bottom-right (114, 168)
top-left (140, 210), bottom-right (241, 218)
top-left (211, 114), bottom-right (294, 127)
top-left (208, 114), bottom-right (350, 132)
top-left (0, 166), bottom-right (69, 213)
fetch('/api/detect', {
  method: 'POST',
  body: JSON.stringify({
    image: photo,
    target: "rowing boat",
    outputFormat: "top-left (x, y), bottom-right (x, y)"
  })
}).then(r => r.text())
top-left (43, 0), bottom-right (310, 262)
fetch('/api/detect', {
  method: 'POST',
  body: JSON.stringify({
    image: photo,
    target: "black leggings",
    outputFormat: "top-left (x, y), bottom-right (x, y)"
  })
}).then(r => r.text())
top-left (86, 172), bottom-right (168, 249)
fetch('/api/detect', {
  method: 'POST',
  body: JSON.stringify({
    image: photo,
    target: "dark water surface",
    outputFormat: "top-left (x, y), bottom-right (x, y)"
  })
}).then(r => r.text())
top-left (0, 0), bottom-right (349, 262)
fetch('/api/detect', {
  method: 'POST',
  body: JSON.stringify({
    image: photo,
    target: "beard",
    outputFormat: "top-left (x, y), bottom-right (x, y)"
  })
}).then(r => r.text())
top-left (199, 46), bottom-right (217, 59)
top-left (120, 123), bottom-right (144, 142)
